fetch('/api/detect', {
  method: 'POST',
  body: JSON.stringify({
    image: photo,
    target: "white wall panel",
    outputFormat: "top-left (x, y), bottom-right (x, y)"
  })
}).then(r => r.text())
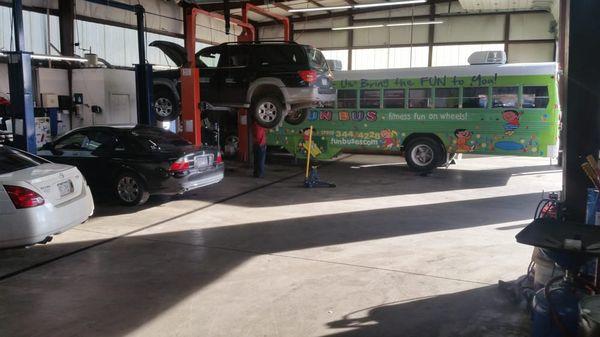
top-left (321, 49), bottom-right (348, 70)
top-left (0, 63), bottom-right (8, 99)
top-left (260, 26), bottom-right (284, 40)
top-left (20, 0), bottom-right (58, 9)
top-left (509, 12), bottom-right (554, 40)
top-left (434, 15), bottom-right (505, 43)
top-left (0, 6), bottom-right (13, 52)
top-left (352, 23), bottom-right (428, 47)
top-left (388, 24), bottom-right (429, 45)
top-left (507, 42), bottom-right (554, 63)
top-left (432, 43), bottom-right (505, 66)
top-left (0, 7), bottom-right (59, 54)
top-left (353, 26), bottom-right (389, 46)
top-left (354, 6), bottom-right (429, 20)
top-left (352, 46), bottom-right (428, 70)
top-left (294, 17), bottom-right (349, 30)
top-left (435, 1), bottom-right (468, 15)
top-left (296, 31), bottom-right (348, 49)
top-left (389, 46), bottom-right (429, 68)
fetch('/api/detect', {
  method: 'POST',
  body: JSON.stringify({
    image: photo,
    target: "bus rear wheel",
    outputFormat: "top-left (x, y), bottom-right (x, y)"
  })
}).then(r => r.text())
top-left (405, 137), bottom-right (444, 172)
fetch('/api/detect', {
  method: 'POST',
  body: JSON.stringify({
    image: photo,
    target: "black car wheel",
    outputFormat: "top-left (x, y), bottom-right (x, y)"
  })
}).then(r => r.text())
top-left (284, 109), bottom-right (308, 125)
top-left (405, 137), bottom-right (444, 172)
top-left (153, 87), bottom-right (180, 121)
top-left (115, 172), bottom-right (150, 206)
top-left (251, 96), bottom-right (283, 129)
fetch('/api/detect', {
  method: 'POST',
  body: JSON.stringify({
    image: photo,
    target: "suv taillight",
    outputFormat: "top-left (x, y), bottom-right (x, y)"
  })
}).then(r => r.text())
top-left (4, 185), bottom-right (45, 209)
top-left (298, 70), bottom-right (317, 84)
top-left (169, 158), bottom-right (190, 173)
top-left (215, 152), bottom-right (223, 164)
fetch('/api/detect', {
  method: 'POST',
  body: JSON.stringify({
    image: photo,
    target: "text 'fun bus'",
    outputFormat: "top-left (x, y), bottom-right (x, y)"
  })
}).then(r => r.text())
top-left (267, 51), bottom-right (561, 171)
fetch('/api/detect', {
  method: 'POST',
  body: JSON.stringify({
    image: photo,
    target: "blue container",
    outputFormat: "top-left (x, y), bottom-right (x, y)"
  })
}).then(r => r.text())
top-left (532, 286), bottom-right (580, 337)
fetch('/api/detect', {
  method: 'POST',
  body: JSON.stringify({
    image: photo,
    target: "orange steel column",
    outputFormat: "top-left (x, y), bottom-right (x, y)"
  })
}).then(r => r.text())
top-left (180, 5), bottom-right (201, 146)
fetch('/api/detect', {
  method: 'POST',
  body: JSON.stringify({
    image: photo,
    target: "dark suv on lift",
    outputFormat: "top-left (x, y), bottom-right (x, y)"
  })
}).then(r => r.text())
top-left (150, 41), bottom-right (336, 128)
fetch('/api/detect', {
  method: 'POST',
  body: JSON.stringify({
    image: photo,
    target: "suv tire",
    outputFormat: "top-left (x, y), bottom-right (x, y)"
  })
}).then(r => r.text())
top-left (153, 87), bottom-right (180, 121)
top-left (405, 137), bottom-right (444, 172)
top-left (251, 96), bottom-right (284, 129)
top-left (284, 109), bottom-right (308, 125)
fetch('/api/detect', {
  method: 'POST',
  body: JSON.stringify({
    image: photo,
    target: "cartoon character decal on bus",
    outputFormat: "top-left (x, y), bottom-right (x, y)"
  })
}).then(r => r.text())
top-left (380, 129), bottom-right (400, 150)
top-left (502, 110), bottom-right (522, 136)
top-left (454, 129), bottom-right (475, 152)
top-left (299, 127), bottom-right (323, 157)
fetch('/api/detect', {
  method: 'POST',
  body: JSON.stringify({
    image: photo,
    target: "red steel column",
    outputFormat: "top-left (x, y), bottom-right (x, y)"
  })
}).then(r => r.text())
top-left (180, 5), bottom-right (201, 146)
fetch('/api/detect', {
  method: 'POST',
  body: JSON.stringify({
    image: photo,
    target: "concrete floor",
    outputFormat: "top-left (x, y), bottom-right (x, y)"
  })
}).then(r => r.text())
top-left (0, 154), bottom-right (561, 337)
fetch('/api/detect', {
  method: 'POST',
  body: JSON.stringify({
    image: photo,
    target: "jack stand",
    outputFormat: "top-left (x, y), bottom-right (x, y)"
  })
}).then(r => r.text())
top-left (304, 165), bottom-right (335, 188)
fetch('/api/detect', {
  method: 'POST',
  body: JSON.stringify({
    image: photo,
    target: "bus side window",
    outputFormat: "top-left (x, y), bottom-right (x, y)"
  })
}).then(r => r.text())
top-left (462, 87), bottom-right (488, 108)
top-left (408, 88), bottom-right (431, 108)
top-left (435, 88), bottom-right (459, 108)
top-left (492, 87), bottom-right (518, 108)
top-left (383, 89), bottom-right (405, 108)
top-left (523, 86), bottom-right (549, 108)
top-left (360, 89), bottom-right (381, 109)
top-left (337, 89), bottom-right (357, 109)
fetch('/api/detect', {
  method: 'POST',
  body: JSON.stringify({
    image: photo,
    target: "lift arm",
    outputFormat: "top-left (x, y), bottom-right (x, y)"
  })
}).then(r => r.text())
top-left (242, 3), bottom-right (291, 42)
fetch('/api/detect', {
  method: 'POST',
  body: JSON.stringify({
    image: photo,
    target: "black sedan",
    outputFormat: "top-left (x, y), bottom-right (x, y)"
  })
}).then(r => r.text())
top-left (38, 125), bottom-right (224, 206)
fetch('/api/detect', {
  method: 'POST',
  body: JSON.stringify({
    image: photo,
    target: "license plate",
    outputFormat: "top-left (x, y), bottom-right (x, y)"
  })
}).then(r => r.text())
top-left (194, 155), bottom-right (209, 168)
top-left (58, 180), bottom-right (74, 197)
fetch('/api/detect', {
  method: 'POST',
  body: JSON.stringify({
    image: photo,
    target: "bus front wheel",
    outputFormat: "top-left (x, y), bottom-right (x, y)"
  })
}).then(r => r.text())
top-left (405, 137), bottom-right (444, 172)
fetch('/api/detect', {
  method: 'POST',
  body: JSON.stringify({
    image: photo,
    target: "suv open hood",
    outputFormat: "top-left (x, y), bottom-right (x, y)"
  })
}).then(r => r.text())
top-left (149, 40), bottom-right (207, 68)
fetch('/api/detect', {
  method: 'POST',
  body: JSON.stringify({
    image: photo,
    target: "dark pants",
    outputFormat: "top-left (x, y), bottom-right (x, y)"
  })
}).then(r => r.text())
top-left (253, 144), bottom-right (267, 178)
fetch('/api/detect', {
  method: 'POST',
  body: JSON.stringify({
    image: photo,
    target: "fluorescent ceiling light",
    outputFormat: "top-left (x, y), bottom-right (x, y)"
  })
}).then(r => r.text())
top-left (333, 20), bottom-right (443, 30)
top-left (289, 5), bottom-right (351, 12)
top-left (153, 65), bottom-right (179, 70)
top-left (0, 52), bottom-right (86, 62)
top-left (31, 54), bottom-right (88, 62)
top-left (289, 0), bottom-right (425, 13)
top-left (332, 24), bottom-right (385, 30)
top-left (353, 0), bottom-right (426, 9)
top-left (386, 20), bottom-right (444, 27)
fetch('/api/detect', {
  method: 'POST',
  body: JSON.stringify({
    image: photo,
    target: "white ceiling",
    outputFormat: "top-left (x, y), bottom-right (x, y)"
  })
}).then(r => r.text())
top-left (458, 0), bottom-right (554, 11)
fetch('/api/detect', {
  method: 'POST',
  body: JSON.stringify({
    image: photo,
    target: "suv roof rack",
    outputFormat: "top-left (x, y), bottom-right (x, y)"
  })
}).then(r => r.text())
top-left (220, 40), bottom-right (299, 45)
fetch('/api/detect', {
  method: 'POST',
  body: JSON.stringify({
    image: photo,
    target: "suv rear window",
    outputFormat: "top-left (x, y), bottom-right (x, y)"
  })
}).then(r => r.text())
top-left (303, 46), bottom-right (329, 72)
top-left (0, 146), bottom-right (48, 174)
top-left (130, 127), bottom-right (191, 152)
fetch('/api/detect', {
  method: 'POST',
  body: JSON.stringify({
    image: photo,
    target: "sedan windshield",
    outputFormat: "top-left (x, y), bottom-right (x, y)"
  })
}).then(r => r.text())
top-left (130, 127), bottom-right (192, 152)
top-left (0, 146), bottom-right (48, 174)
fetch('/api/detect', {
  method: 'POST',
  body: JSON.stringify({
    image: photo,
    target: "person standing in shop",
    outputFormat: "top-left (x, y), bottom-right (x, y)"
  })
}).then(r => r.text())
top-left (252, 121), bottom-right (267, 178)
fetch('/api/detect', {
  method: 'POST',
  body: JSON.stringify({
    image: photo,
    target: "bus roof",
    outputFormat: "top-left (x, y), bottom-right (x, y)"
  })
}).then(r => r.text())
top-left (334, 62), bottom-right (557, 81)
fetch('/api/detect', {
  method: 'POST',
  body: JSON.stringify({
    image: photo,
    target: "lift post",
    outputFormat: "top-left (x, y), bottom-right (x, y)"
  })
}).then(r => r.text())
top-left (7, 0), bottom-right (36, 153)
top-left (179, 5), bottom-right (255, 147)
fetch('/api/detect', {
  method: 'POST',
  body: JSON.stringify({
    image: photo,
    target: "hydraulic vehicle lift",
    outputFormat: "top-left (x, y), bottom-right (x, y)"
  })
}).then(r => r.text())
top-left (179, 3), bottom-right (291, 162)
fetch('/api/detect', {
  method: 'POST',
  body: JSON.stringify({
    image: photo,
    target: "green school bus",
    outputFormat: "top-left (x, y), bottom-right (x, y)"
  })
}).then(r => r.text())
top-left (267, 60), bottom-right (560, 171)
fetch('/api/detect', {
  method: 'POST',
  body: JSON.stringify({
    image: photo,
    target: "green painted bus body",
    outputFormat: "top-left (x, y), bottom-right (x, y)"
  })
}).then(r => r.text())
top-left (267, 71), bottom-right (560, 161)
